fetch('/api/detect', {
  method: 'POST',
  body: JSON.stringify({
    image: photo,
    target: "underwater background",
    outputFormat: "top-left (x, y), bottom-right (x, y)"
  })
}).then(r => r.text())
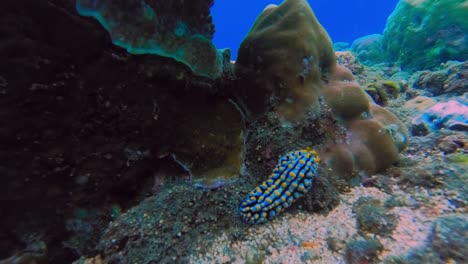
top-left (0, 0), bottom-right (467, 263)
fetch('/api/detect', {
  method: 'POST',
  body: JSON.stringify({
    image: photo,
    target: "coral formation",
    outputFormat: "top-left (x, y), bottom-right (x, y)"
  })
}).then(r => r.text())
top-left (354, 197), bottom-right (398, 236)
top-left (413, 61), bottom-right (468, 95)
top-left (240, 148), bottom-right (320, 224)
top-left (321, 65), bottom-right (409, 177)
top-left (345, 236), bottom-right (383, 264)
top-left (335, 51), bottom-right (364, 75)
top-left (0, 0), bottom-right (244, 260)
top-left (382, 0), bottom-right (468, 70)
top-left (351, 34), bottom-right (388, 65)
top-left (365, 80), bottom-right (403, 106)
top-left (2, 0), bottom-right (467, 262)
top-left (235, 0), bottom-right (336, 119)
top-left (430, 214), bottom-right (468, 263)
top-left (412, 98), bottom-right (468, 132)
top-left (235, 0), bottom-right (409, 180)
top-left (76, 0), bottom-right (228, 79)
top-left (403, 96), bottom-right (436, 112)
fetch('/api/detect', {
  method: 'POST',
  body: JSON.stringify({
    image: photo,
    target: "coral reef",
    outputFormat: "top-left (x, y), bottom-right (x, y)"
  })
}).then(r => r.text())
top-left (354, 197), bottom-right (398, 236)
top-left (235, 0), bottom-right (336, 120)
top-left (6, 0), bottom-right (466, 263)
top-left (335, 51), bottom-right (364, 75)
top-left (321, 65), bottom-right (409, 177)
top-left (403, 96), bottom-right (436, 112)
top-left (382, 0), bottom-right (468, 70)
top-left (413, 61), bottom-right (468, 95)
top-left (0, 0), bottom-right (243, 262)
top-left (240, 148), bottom-right (320, 224)
top-left (351, 34), bottom-right (388, 65)
top-left (76, 0), bottom-right (229, 79)
top-left (345, 236), bottom-right (383, 264)
top-left (235, 0), bottom-right (408, 181)
top-left (412, 97), bottom-right (468, 132)
top-left (430, 214), bottom-right (468, 262)
top-left (365, 80), bottom-right (404, 106)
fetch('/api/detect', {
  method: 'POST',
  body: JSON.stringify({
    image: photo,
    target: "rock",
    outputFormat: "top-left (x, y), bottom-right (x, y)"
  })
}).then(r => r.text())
top-left (354, 197), bottom-right (398, 236)
top-left (383, 0), bottom-right (468, 71)
top-left (351, 34), bottom-right (387, 65)
top-left (345, 236), bottom-right (383, 264)
top-left (234, 0), bottom-right (409, 181)
top-left (430, 214), bottom-right (468, 262)
top-left (413, 61), bottom-right (468, 95)
top-left (245, 246), bottom-right (266, 264)
top-left (412, 99), bottom-right (468, 132)
top-left (438, 133), bottom-right (468, 154)
top-left (75, 0), bottom-right (228, 79)
top-left (336, 51), bottom-right (364, 75)
top-left (409, 123), bottom-right (430, 136)
top-left (365, 80), bottom-right (404, 106)
top-left (403, 96), bottom-right (436, 112)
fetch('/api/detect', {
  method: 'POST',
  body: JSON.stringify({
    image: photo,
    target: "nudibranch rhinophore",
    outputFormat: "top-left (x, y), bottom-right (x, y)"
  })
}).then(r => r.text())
top-left (240, 148), bottom-right (320, 224)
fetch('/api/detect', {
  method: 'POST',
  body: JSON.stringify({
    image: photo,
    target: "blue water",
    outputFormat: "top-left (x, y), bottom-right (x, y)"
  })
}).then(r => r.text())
top-left (211, 0), bottom-right (399, 60)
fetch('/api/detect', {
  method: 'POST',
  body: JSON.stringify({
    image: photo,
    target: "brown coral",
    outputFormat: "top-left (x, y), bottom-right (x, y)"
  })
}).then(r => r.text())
top-left (321, 65), bottom-right (408, 177)
top-left (235, 0), bottom-right (336, 120)
top-left (235, 0), bottom-right (409, 178)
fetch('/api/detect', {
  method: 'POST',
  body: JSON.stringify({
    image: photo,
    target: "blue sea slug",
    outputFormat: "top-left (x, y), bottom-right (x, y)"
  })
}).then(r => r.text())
top-left (240, 148), bottom-right (320, 224)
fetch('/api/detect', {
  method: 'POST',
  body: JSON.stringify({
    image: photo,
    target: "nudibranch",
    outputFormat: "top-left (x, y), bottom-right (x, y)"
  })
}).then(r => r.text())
top-left (240, 148), bottom-right (320, 224)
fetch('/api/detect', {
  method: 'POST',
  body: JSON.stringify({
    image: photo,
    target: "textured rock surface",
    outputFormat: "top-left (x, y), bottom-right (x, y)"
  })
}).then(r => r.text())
top-left (382, 0), bottom-right (468, 70)
top-left (430, 214), bottom-right (468, 262)
top-left (413, 61), bottom-right (468, 95)
top-left (354, 197), bottom-right (398, 236)
top-left (235, 0), bottom-right (409, 180)
top-left (351, 34), bottom-right (387, 65)
top-left (412, 97), bottom-right (468, 132)
top-left (235, 0), bottom-right (336, 120)
top-left (76, 0), bottom-right (229, 79)
top-left (345, 236), bottom-right (383, 264)
top-left (0, 0), bottom-right (242, 262)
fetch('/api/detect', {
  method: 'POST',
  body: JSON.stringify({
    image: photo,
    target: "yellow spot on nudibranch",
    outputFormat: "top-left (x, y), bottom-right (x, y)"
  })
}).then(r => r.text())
top-left (299, 159), bottom-right (306, 165)
top-left (255, 205), bottom-right (261, 211)
top-left (289, 171), bottom-right (296, 177)
top-left (282, 182), bottom-right (288, 188)
top-left (266, 197), bottom-right (272, 203)
top-left (314, 157), bottom-right (320, 163)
